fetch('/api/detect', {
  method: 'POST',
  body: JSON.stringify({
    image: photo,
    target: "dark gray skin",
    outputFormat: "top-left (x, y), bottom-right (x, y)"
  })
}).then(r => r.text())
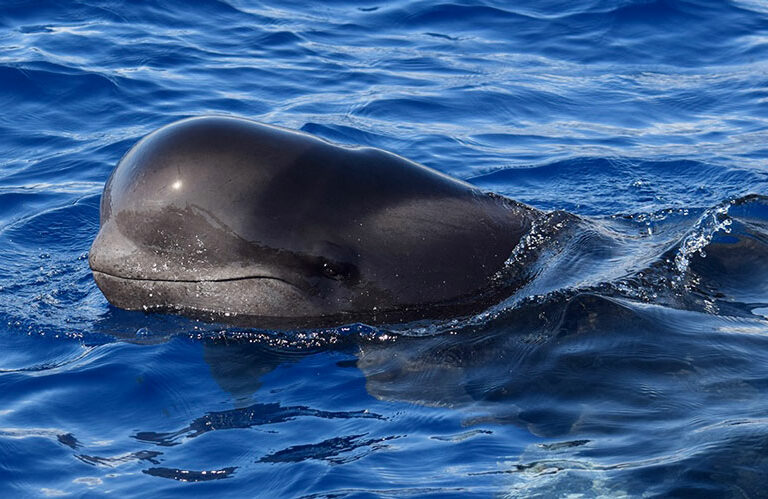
top-left (89, 116), bottom-right (539, 328)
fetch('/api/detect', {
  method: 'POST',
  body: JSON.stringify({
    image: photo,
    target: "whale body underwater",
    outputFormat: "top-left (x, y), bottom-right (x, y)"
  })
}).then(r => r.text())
top-left (89, 116), bottom-right (540, 328)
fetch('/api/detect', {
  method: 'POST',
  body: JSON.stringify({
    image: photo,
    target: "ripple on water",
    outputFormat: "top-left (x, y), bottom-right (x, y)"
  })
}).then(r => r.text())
top-left (1, 0), bottom-right (768, 496)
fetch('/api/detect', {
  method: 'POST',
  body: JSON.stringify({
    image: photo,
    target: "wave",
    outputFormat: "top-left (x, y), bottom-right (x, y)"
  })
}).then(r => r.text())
top-left (491, 194), bottom-right (768, 319)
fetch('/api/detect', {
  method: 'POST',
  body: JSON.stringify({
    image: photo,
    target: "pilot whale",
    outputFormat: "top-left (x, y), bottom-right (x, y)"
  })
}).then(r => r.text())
top-left (89, 116), bottom-right (539, 328)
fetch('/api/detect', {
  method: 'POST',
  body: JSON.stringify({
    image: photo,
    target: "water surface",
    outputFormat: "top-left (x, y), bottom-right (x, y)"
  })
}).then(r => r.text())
top-left (1, 0), bottom-right (768, 496)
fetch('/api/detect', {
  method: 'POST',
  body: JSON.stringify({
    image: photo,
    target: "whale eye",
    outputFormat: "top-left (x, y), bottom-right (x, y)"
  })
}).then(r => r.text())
top-left (319, 259), bottom-right (355, 281)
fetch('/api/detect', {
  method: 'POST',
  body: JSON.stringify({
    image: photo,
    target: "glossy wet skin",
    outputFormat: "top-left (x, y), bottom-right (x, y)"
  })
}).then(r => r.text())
top-left (89, 116), bottom-right (537, 327)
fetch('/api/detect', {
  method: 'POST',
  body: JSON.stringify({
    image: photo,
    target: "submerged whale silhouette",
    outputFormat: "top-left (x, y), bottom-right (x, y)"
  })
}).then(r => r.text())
top-left (89, 116), bottom-right (539, 328)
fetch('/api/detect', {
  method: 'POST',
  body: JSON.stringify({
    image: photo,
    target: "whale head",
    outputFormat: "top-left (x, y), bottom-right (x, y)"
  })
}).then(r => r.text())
top-left (89, 116), bottom-right (533, 327)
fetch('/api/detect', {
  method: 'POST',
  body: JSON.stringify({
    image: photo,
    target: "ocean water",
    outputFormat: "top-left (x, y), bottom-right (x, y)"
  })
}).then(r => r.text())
top-left (1, 0), bottom-right (768, 496)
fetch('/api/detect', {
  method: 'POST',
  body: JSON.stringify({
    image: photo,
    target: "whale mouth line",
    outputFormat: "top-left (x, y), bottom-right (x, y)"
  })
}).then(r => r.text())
top-left (91, 269), bottom-right (294, 286)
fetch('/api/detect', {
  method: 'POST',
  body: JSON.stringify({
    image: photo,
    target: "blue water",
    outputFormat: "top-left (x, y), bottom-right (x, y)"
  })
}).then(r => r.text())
top-left (2, 0), bottom-right (768, 496)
